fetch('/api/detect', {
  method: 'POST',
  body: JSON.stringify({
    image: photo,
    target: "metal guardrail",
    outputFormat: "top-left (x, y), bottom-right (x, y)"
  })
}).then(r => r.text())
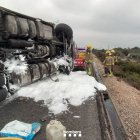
top-left (93, 62), bottom-right (128, 140)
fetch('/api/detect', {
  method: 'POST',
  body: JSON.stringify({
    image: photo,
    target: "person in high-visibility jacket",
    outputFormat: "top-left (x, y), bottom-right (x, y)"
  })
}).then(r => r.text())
top-left (85, 45), bottom-right (93, 76)
top-left (110, 49), bottom-right (118, 72)
top-left (103, 51), bottom-right (114, 76)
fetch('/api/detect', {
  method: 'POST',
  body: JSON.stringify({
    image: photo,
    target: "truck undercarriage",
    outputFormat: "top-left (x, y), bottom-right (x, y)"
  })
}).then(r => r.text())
top-left (0, 6), bottom-right (75, 101)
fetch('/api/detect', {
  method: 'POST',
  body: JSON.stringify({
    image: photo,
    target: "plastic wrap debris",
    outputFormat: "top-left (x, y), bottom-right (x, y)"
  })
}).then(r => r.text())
top-left (0, 120), bottom-right (41, 140)
top-left (0, 137), bottom-right (23, 140)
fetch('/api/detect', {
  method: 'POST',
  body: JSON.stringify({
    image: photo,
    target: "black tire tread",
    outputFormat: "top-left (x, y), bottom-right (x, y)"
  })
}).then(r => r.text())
top-left (55, 23), bottom-right (73, 42)
top-left (0, 88), bottom-right (8, 102)
top-left (0, 73), bottom-right (5, 87)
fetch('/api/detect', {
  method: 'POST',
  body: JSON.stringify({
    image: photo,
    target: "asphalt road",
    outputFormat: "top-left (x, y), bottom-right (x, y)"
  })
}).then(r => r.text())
top-left (0, 96), bottom-right (101, 140)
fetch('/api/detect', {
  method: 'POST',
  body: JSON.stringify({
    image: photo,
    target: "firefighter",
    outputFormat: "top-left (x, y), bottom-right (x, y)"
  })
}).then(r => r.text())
top-left (110, 50), bottom-right (115, 72)
top-left (103, 50), bottom-right (113, 77)
top-left (110, 49), bottom-right (118, 72)
top-left (85, 45), bottom-right (93, 76)
top-left (111, 49), bottom-right (118, 64)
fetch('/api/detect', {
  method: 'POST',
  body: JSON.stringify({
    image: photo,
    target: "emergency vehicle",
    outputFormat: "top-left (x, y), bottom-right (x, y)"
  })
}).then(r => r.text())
top-left (74, 48), bottom-right (86, 69)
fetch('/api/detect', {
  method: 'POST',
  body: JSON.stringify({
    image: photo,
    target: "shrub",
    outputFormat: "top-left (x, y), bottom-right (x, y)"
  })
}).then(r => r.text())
top-left (114, 60), bottom-right (140, 90)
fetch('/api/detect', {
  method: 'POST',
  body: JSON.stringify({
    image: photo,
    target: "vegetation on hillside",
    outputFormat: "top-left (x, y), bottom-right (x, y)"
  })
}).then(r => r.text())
top-left (93, 47), bottom-right (140, 90)
top-left (114, 61), bottom-right (140, 90)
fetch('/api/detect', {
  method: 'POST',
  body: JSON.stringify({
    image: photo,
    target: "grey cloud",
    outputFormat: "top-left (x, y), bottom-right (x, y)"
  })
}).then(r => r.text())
top-left (0, 0), bottom-right (140, 49)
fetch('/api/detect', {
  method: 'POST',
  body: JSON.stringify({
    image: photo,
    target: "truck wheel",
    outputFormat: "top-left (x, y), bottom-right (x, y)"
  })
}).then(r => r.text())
top-left (43, 24), bottom-right (53, 40)
top-left (0, 73), bottom-right (5, 87)
top-left (17, 17), bottom-right (29, 38)
top-left (55, 23), bottom-right (73, 43)
top-left (4, 15), bottom-right (18, 38)
top-left (0, 88), bottom-right (8, 102)
top-left (35, 21), bottom-right (44, 40)
top-left (28, 20), bottom-right (37, 39)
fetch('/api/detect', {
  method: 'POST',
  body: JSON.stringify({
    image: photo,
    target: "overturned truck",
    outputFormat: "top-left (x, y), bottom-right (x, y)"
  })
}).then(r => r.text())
top-left (0, 7), bottom-right (75, 101)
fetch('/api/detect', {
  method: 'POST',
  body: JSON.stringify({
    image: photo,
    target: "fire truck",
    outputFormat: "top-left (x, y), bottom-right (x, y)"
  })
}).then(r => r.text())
top-left (74, 47), bottom-right (86, 70)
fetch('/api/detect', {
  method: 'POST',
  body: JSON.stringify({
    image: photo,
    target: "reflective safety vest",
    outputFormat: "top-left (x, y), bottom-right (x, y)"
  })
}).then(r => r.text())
top-left (85, 52), bottom-right (93, 63)
top-left (112, 56), bottom-right (115, 65)
top-left (103, 56), bottom-right (114, 66)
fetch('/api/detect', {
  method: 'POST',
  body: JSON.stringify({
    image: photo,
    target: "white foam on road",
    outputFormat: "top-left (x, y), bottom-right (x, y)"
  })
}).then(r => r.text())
top-left (4, 55), bottom-right (28, 75)
top-left (17, 71), bottom-right (106, 114)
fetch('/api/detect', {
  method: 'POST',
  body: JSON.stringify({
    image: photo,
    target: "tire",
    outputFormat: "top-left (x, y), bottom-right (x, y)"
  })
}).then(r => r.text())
top-left (36, 45), bottom-right (43, 57)
top-left (35, 21), bottom-right (44, 40)
top-left (55, 23), bottom-right (73, 43)
top-left (0, 73), bottom-right (5, 87)
top-left (36, 21), bottom-right (53, 40)
top-left (38, 63), bottom-right (48, 78)
top-left (28, 20), bottom-right (37, 39)
top-left (43, 24), bottom-right (53, 40)
top-left (8, 39), bottom-right (33, 48)
top-left (0, 88), bottom-right (8, 102)
top-left (44, 45), bottom-right (50, 57)
top-left (4, 15), bottom-right (18, 38)
top-left (0, 63), bottom-right (4, 72)
top-left (17, 17), bottom-right (29, 38)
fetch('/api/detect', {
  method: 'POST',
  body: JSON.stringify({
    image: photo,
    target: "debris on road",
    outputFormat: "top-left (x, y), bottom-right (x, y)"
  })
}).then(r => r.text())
top-left (46, 120), bottom-right (66, 140)
top-left (94, 55), bottom-right (140, 140)
top-left (73, 116), bottom-right (81, 118)
top-left (17, 71), bottom-right (106, 114)
top-left (0, 120), bottom-right (41, 140)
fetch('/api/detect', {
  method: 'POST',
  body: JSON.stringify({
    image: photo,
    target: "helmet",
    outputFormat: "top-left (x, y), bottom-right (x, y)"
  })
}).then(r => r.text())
top-left (105, 50), bottom-right (110, 54)
top-left (86, 45), bottom-right (92, 53)
top-left (111, 49), bottom-right (115, 53)
top-left (86, 46), bottom-right (91, 50)
top-left (86, 44), bottom-right (93, 50)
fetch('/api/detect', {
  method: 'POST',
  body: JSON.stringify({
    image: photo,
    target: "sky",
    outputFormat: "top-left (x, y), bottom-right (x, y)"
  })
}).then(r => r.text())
top-left (0, 0), bottom-right (140, 49)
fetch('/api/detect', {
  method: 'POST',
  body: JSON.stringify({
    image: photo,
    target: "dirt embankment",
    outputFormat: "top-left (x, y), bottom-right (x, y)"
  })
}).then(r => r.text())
top-left (93, 55), bottom-right (140, 140)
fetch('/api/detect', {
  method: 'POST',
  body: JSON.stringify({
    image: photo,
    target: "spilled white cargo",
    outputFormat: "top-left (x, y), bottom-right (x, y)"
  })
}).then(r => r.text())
top-left (17, 71), bottom-right (106, 114)
top-left (4, 55), bottom-right (28, 75)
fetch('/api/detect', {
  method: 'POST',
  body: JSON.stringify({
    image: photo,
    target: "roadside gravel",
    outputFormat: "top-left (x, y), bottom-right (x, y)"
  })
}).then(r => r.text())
top-left (93, 55), bottom-right (140, 140)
